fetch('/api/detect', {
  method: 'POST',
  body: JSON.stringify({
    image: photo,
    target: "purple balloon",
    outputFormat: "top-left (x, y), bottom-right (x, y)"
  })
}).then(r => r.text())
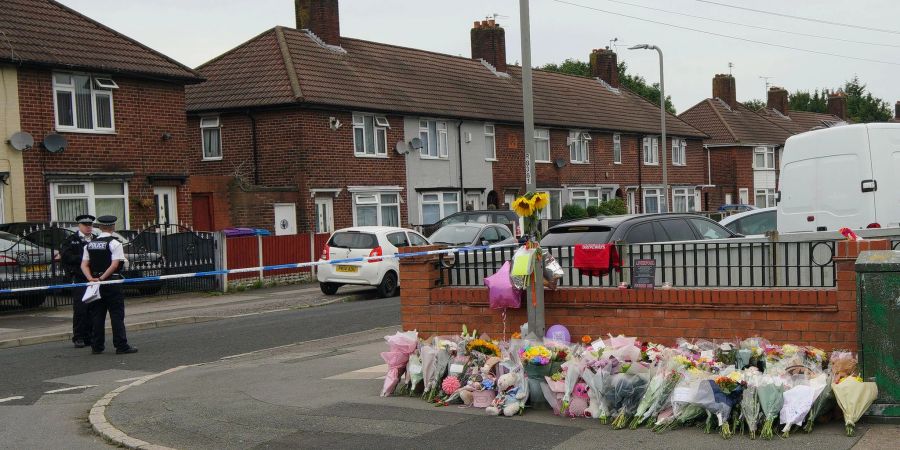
top-left (545, 324), bottom-right (571, 343)
top-left (485, 261), bottom-right (522, 310)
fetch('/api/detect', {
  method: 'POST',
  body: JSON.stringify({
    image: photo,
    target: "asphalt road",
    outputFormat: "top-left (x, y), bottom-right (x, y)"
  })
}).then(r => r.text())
top-left (0, 296), bottom-right (400, 406)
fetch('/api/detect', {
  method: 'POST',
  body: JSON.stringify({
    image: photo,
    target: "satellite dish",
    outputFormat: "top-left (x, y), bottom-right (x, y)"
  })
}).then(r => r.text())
top-left (409, 137), bottom-right (423, 150)
top-left (8, 131), bottom-right (34, 151)
top-left (43, 133), bottom-right (68, 153)
top-left (554, 158), bottom-right (567, 168)
top-left (394, 141), bottom-right (409, 155)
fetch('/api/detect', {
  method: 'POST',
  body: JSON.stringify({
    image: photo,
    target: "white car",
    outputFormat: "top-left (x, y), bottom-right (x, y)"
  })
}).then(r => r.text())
top-left (719, 207), bottom-right (777, 237)
top-left (317, 226), bottom-right (429, 298)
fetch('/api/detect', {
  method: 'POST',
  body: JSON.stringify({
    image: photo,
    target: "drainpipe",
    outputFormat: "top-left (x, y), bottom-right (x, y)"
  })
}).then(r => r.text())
top-left (637, 135), bottom-right (643, 213)
top-left (245, 110), bottom-right (260, 185)
top-left (457, 121), bottom-right (464, 208)
top-left (705, 145), bottom-right (712, 187)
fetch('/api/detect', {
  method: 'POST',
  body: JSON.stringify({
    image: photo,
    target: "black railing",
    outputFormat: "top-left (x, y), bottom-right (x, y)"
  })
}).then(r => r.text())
top-left (439, 239), bottom-right (838, 289)
top-left (0, 223), bottom-right (215, 313)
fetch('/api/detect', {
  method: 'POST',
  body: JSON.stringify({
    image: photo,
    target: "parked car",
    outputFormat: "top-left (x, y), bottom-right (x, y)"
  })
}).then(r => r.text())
top-left (778, 123), bottom-right (900, 232)
top-left (317, 226), bottom-right (430, 298)
top-left (429, 223), bottom-right (517, 248)
top-left (540, 213), bottom-right (739, 247)
top-left (421, 210), bottom-right (521, 237)
top-left (717, 204), bottom-right (757, 214)
top-left (0, 230), bottom-right (57, 308)
top-left (720, 207), bottom-right (777, 237)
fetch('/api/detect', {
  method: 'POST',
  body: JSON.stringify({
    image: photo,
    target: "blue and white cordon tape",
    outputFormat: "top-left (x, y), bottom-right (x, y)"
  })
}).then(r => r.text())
top-left (0, 242), bottom-right (520, 294)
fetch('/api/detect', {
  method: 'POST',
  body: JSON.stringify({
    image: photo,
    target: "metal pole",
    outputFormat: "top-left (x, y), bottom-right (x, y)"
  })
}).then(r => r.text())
top-left (656, 46), bottom-right (668, 213)
top-left (519, 0), bottom-right (544, 338)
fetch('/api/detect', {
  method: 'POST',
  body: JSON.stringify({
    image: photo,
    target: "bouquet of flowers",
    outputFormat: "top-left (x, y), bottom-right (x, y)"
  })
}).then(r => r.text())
top-left (740, 369), bottom-right (762, 439)
top-left (631, 368), bottom-right (682, 429)
top-left (656, 369), bottom-right (709, 432)
top-left (757, 376), bottom-right (785, 439)
top-left (583, 356), bottom-right (619, 424)
top-left (803, 375), bottom-right (834, 433)
top-left (737, 337), bottom-right (767, 371)
top-left (607, 361), bottom-right (650, 429)
top-left (705, 373), bottom-right (744, 439)
top-left (423, 338), bottom-right (456, 402)
top-left (779, 372), bottom-right (828, 437)
top-left (832, 375), bottom-right (879, 436)
top-left (399, 351), bottom-right (424, 396)
top-left (520, 343), bottom-right (553, 407)
top-left (380, 330), bottom-right (418, 397)
top-left (467, 338), bottom-right (501, 357)
top-left (511, 192), bottom-right (550, 241)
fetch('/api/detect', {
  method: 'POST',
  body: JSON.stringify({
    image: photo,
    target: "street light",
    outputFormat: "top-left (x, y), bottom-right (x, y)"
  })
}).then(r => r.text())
top-left (629, 44), bottom-right (668, 213)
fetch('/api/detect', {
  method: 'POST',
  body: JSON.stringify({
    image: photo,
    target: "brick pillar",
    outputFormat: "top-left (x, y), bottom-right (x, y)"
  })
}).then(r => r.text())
top-left (833, 239), bottom-right (891, 350)
top-left (398, 245), bottom-right (443, 331)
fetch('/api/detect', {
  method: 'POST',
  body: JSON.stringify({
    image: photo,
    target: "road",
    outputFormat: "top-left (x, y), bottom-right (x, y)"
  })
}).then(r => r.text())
top-left (0, 296), bottom-right (400, 448)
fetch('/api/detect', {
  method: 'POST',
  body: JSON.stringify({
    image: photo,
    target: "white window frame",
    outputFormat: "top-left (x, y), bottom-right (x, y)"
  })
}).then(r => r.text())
top-left (352, 113), bottom-right (389, 158)
top-left (352, 192), bottom-right (401, 227)
top-left (612, 133), bottom-right (622, 164)
top-left (200, 116), bottom-right (222, 161)
top-left (643, 137), bottom-right (659, 165)
top-left (420, 191), bottom-right (460, 224)
top-left (536, 189), bottom-right (562, 220)
top-left (484, 123), bottom-right (496, 161)
top-left (570, 188), bottom-right (601, 209)
top-left (755, 188), bottom-right (776, 208)
top-left (738, 188), bottom-right (750, 205)
top-left (754, 146), bottom-right (775, 170)
top-left (569, 131), bottom-right (591, 164)
top-left (535, 128), bottom-right (551, 163)
top-left (419, 119), bottom-right (449, 159)
top-left (672, 187), bottom-right (697, 212)
top-left (49, 181), bottom-right (130, 229)
top-left (643, 188), bottom-right (663, 213)
top-left (672, 138), bottom-right (687, 166)
top-left (52, 72), bottom-right (117, 133)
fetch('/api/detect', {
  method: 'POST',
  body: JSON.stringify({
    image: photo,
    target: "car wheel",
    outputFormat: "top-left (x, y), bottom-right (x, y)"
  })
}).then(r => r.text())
top-left (16, 293), bottom-right (47, 308)
top-left (320, 282), bottom-right (340, 295)
top-left (376, 271), bottom-right (398, 298)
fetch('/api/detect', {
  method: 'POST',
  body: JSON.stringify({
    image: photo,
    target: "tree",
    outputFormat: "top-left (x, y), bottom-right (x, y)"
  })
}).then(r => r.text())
top-left (539, 59), bottom-right (675, 113)
top-left (742, 99), bottom-right (766, 111)
top-left (788, 77), bottom-right (891, 123)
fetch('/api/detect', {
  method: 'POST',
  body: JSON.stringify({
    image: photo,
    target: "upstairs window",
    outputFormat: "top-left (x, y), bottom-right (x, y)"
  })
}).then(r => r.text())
top-left (353, 113), bottom-right (389, 157)
top-left (535, 128), bottom-right (550, 162)
top-left (200, 116), bottom-right (222, 160)
top-left (420, 120), bottom-right (449, 158)
top-left (672, 138), bottom-right (687, 166)
top-left (484, 124), bottom-right (496, 160)
top-left (613, 133), bottom-right (622, 164)
top-left (643, 137), bottom-right (659, 165)
top-left (754, 146), bottom-right (775, 169)
top-left (53, 73), bottom-right (117, 132)
top-left (569, 131), bottom-right (591, 163)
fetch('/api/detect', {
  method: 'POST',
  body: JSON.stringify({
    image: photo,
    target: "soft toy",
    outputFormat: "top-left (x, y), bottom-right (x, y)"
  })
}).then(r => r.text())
top-left (485, 372), bottom-right (526, 416)
top-left (585, 378), bottom-right (600, 419)
top-left (568, 382), bottom-right (590, 417)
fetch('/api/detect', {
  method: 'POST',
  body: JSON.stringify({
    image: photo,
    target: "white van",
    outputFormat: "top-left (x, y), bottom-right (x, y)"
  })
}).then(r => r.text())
top-left (778, 123), bottom-right (900, 233)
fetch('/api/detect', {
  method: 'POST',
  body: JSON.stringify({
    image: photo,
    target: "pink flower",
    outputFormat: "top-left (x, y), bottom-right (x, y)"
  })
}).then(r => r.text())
top-left (442, 376), bottom-right (461, 395)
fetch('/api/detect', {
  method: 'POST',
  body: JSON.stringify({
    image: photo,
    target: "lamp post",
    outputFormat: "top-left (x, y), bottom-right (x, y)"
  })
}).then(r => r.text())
top-left (629, 44), bottom-right (667, 213)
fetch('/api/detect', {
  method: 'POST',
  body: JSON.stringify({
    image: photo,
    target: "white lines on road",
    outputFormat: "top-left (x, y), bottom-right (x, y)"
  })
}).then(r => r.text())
top-left (44, 385), bottom-right (97, 394)
top-left (115, 376), bottom-right (147, 383)
top-left (0, 396), bottom-right (24, 403)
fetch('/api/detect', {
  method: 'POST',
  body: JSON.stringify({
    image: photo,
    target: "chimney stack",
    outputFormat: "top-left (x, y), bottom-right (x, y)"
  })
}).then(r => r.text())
top-left (589, 48), bottom-right (619, 88)
top-left (470, 19), bottom-right (507, 72)
top-left (712, 74), bottom-right (737, 108)
top-left (295, 0), bottom-right (340, 45)
top-left (767, 86), bottom-right (789, 114)
top-left (827, 91), bottom-right (848, 120)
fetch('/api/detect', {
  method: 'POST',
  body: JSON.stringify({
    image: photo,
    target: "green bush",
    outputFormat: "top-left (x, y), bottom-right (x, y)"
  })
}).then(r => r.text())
top-left (597, 198), bottom-right (627, 216)
top-left (562, 204), bottom-right (588, 220)
top-left (586, 205), bottom-right (600, 217)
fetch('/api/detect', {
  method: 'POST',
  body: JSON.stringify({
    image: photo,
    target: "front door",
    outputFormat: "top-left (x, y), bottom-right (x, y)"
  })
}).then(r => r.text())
top-left (466, 193), bottom-right (480, 211)
top-left (315, 197), bottom-right (334, 233)
top-left (154, 186), bottom-right (178, 226)
top-left (191, 193), bottom-right (213, 231)
top-left (274, 203), bottom-right (297, 236)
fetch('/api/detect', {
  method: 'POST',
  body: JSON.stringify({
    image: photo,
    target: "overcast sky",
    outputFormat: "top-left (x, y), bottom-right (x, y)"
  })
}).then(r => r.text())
top-left (59, 0), bottom-right (899, 113)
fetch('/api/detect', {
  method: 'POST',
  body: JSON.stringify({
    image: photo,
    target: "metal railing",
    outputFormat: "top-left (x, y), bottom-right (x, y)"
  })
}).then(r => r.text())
top-left (440, 237), bottom-right (844, 289)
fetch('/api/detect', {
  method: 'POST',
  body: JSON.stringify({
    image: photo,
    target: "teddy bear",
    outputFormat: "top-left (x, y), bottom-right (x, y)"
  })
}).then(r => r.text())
top-left (585, 380), bottom-right (600, 419)
top-left (485, 371), bottom-right (526, 417)
top-left (567, 382), bottom-right (590, 417)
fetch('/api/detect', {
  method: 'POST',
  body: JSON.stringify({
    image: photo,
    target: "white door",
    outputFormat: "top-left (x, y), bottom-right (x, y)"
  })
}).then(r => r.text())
top-left (868, 126), bottom-right (900, 228)
top-left (725, 193), bottom-right (733, 205)
top-left (274, 203), bottom-right (297, 235)
top-left (627, 191), bottom-right (636, 214)
top-left (466, 193), bottom-right (480, 211)
top-left (738, 188), bottom-right (749, 205)
top-left (315, 197), bottom-right (334, 233)
top-left (154, 187), bottom-right (178, 226)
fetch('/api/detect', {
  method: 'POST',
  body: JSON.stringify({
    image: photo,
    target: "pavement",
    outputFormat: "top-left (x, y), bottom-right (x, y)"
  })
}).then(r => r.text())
top-left (0, 282), bottom-right (376, 349)
top-left (97, 326), bottom-right (898, 450)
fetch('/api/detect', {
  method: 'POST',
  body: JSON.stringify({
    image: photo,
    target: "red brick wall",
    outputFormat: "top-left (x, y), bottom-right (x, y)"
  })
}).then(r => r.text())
top-left (187, 108), bottom-right (408, 231)
top-left (17, 67), bottom-right (193, 228)
top-left (399, 240), bottom-right (887, 351)
top-left (707, 146), bottom-right (756, 208)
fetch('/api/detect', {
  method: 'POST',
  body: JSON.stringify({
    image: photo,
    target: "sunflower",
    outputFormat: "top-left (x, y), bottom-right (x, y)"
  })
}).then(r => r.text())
top-left (512, 196), bottom-right (535, 217)
top-left (532, 192), bottom-right (549, 211)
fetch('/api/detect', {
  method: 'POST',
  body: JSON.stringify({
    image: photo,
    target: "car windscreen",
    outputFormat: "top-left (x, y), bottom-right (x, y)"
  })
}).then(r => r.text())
top-left (540, 225), bottom-right (612, 246)
top-left (328, 232), bottom-right (378, 249)
top-left (429, 226), bottom-right (481, 246)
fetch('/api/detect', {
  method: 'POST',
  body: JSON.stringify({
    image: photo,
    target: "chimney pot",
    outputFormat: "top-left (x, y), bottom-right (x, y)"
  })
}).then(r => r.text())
top-left (295, 0), bottom-right (341, 45)
top-left (767, 86), bottom-right (789, 114)
top-left (827, 91), bottom-right (848, 121)
top-left (589, 48), bottom-right (619, 88)
top-left (712, 74), bottom-right (737, 108)
top-left (471, 19), bottom-right (507, 72)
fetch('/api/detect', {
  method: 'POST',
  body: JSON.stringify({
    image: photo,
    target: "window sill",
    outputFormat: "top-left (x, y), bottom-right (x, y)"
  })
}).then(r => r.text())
top-left (354, 153), bottom-right (390, 159)
top-left (420, 156), bottom-right (448, 160)
top-left (56, 128), bottom-right (117, 135)
top-left (569, 161), bottom-right (590, 165)
top-left (613, 161), bottom-right (622, 165)
top-left (202, 156), bottom-right (223, 162)
top-left (484, 158), bottom-right (498, 162)
top-left (643, 162), bottom-right (659, 166)
top-left (536, 160), bottom-right (552, 164)
top-left (673, 163), bottom-right (687, 167)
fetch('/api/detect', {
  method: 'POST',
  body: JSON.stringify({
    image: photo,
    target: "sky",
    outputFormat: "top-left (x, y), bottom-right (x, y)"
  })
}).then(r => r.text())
top-left (58, 0), bottom-right (900, 114)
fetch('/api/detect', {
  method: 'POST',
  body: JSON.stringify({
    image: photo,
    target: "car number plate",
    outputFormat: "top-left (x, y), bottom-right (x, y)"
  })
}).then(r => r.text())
top-left (25, 264), bottom-right (48, 273)
top-left (335, 265), bottom-right (359, 273)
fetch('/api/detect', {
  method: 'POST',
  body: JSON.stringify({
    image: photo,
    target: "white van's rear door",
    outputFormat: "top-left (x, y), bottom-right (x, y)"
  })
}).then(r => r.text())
top-left (867, 124), bottom-right (900, 228)
top-left (778, 125), bottom-right (876, 232)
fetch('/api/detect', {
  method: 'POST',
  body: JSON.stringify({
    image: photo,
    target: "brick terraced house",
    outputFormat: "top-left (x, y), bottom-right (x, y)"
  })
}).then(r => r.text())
top-left (186, 0), bottom-right (708, 233)
top-left (0, 0), bottom-right (203, 229)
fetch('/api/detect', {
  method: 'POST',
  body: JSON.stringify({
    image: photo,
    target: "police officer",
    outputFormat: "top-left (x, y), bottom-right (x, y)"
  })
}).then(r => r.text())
top-left (60, 214), bottom-right (95, 348)
top-left (81, 215), bottom-right (137, 355)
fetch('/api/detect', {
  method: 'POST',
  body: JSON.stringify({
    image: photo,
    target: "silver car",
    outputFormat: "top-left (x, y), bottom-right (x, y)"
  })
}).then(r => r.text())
top-left (429, 222), bottom-right (517, 248)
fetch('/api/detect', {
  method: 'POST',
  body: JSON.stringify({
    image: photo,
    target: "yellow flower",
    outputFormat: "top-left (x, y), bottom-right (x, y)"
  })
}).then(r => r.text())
top-left (532, 192), bottom-right (549, 211)
top-left (728, 371), bottom-right (743, 382)
top-left (512, 196), bottom-right (535, 217)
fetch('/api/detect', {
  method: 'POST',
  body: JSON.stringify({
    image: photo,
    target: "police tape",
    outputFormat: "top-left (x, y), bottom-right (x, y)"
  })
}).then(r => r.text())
top-left (0, 242), bottom-right (521, 295)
